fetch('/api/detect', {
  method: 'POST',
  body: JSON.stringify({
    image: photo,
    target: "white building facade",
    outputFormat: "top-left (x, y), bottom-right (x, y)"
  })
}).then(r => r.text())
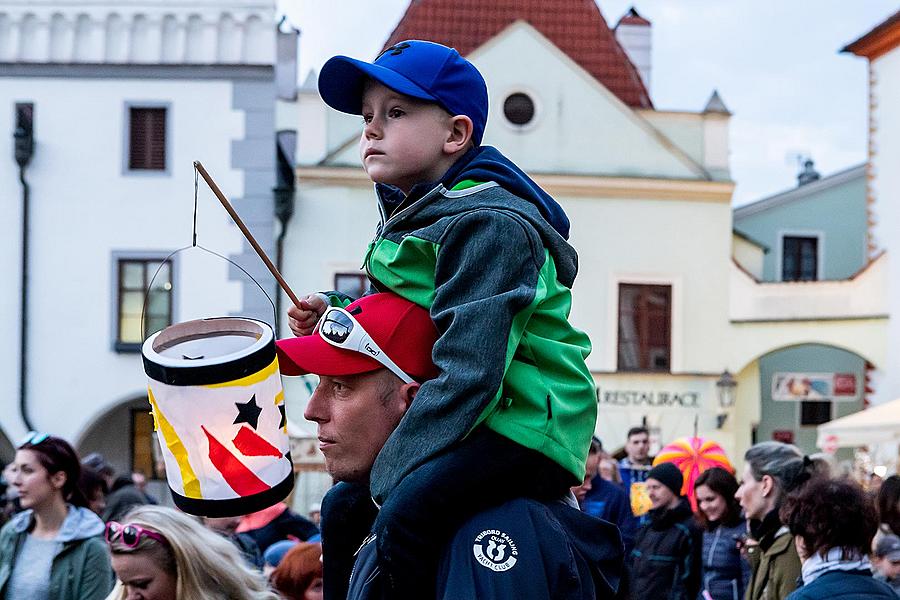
top-left (844, 11), bottom-right (900, 408)
top-left (0, 1), bottom-right (282, 480)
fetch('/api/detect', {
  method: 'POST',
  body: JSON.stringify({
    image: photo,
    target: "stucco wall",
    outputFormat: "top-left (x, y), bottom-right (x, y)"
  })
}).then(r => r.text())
top-left (0, 74), bottom-right (253, 444)
top-left (871, 47), bottom-right (900, 405)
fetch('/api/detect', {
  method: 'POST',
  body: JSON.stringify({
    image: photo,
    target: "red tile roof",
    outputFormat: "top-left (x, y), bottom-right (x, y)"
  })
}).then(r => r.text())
top-left (842, 9), bottom-right (900, 60)
top-left (381, 0), bottom-right (652, 108)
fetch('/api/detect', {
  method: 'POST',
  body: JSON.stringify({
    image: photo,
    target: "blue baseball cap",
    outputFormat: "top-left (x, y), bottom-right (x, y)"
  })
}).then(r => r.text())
top-left (318, 40), bottom-right (489, 145)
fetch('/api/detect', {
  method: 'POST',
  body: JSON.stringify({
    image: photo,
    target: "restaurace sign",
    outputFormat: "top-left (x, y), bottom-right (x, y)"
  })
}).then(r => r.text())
top-left (596, 387), bottom-right (701, 409)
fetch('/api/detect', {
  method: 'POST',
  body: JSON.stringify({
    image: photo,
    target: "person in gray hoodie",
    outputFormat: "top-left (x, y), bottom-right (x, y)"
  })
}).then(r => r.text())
top-left (0, 434), bottom-right (114, 600)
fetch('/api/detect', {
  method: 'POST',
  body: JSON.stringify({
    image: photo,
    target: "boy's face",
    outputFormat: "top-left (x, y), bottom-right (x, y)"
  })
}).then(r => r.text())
top-left (359, 80), bottom-right (457, 193)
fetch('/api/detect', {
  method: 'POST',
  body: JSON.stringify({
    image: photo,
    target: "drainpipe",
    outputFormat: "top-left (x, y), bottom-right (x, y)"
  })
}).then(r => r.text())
top-left (273, 183), bottom-right (294, 323)
top-left (14, 103), bottom-right (35, 432)
top-left (273, 131), bottom-right (296, 328)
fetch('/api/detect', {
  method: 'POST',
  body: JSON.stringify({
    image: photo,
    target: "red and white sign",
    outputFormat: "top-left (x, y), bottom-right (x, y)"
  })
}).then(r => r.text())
top-left (821, 434), bottom-right (839, 454)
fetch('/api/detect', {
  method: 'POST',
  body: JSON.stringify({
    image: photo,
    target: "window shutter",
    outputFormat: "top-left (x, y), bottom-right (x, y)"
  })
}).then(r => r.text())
top-left (129, 107), bottom-right (166, 170)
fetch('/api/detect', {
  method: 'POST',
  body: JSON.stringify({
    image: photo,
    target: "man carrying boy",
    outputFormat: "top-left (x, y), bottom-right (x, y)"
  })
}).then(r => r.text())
top-left (286, 40), bottom-right (597, 598)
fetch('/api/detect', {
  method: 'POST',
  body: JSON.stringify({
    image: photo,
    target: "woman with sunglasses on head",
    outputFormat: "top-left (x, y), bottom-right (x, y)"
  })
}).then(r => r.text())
top-left (105, 504), bottom-right (278, 600)
top-left (0, 433), bottom-right (114, 600)
top-left (694, 467), bottom-right (750, 600)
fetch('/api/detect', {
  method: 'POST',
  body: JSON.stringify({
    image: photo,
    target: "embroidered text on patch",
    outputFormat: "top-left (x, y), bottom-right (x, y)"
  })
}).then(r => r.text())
top-left (472, 529), bottom-right (518, 572)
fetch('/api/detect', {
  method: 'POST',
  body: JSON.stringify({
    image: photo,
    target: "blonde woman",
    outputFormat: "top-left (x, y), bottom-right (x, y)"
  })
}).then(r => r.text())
top-left (104, 505), bottom-right (278, 600)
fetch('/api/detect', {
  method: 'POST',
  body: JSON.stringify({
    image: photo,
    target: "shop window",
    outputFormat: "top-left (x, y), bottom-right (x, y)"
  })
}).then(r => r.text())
top-left (618, 284), bottom-right (671, 372)
top-left (334, 272), bottom-right (368, 300)
top-left (800, 400), bottom-right (831, 426)
top-left (128, 106), bottom-right (167, 170)
top-left (782, 236), bottom-right (818, 281)
top-left (116, 258), bottom-right (173, 351)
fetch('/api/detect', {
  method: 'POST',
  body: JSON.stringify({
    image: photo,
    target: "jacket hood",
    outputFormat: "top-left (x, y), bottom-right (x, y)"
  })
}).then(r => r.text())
top-left (11, 505), bottom-right (105, 542)
top-left (649, 497), bottom-right (694, 530)
top-left (443, 146), bottom-right (571, 239)
top-left (547, 501), bottom-right (624, 596)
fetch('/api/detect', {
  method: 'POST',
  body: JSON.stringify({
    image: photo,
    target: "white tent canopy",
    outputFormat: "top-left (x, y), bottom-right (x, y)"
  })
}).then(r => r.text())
top-left (817, 397), bottom-right (900, 449)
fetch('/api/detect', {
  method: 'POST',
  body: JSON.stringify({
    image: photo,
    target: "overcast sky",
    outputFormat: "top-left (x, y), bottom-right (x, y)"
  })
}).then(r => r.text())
top-left (280, 1), bottom-right (897, 206)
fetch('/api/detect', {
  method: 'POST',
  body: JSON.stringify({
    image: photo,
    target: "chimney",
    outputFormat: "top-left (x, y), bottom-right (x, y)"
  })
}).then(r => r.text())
top-left (797, 158), bottom-right (820, 186)
top-left (276, 16), bottom-right (300, 101)
top-left (702, 90), bottom-right (731, 180)
top-left (615, 7), bottom-right (652, 95)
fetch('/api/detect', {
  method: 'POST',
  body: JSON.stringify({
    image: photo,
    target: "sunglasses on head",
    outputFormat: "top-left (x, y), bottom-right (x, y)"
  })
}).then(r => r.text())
top-left (316, 306), bottom-right (414, 384)
top-left (18, 431), bottom-right (49, 447)
top-left (105, 521), bottom-right (169, 549)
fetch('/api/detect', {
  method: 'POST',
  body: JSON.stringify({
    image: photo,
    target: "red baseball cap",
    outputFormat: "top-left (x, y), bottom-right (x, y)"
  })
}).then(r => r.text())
top-left (276, 293), bottom-right (439, 381)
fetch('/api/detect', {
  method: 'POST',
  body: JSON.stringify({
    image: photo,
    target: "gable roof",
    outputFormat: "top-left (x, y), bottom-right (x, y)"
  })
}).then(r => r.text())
top-left (843, 9), bottom-right (900, 60)
top-left (733, 163), bottom-right (866, 221)
top-left (381, 0), bottom-right (652, 109)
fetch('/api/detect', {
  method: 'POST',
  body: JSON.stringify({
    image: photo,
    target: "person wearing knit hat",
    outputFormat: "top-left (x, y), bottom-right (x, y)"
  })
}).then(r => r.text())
top-left (624, 460), bottom-right (702, 600)
top-left (647, 462), bottom-right (684, 499)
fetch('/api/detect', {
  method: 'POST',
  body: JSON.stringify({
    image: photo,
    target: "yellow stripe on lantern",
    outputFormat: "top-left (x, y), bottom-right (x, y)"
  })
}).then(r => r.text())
top-left (202, 357), bottom-right (279, 389)
top-left (148, 389), bottom-right (202, 498)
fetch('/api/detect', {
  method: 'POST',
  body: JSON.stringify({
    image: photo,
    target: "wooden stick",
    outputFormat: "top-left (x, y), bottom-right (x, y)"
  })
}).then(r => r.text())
top-left (193, 160), bottom-right (302, 310)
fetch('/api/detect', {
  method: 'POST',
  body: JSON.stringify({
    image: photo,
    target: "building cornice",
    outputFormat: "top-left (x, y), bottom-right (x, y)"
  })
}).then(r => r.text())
top-left (0, 63), bottom-right (273, 79)
top-left (297, 166), bottom-right (735, 202)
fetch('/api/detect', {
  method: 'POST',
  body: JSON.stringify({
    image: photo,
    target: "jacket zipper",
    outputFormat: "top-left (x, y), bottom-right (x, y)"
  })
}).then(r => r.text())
top-left (363, 184), bottom-right (444, 289)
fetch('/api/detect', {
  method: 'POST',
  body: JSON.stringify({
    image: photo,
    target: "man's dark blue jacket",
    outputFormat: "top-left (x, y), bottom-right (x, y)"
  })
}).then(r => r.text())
top-left (346, 497), bottom-right (623, 599)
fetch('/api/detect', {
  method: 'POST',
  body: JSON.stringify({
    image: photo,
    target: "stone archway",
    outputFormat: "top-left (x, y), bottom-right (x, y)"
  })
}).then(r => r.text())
top-left (748, 343), bottom-right (869, 456)
top-left (76, 395), bottom-right (169, 504)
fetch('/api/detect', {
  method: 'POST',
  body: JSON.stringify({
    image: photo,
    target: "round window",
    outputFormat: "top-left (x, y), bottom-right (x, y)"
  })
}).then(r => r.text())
top-left (503, 92), bottom-right (535, 126)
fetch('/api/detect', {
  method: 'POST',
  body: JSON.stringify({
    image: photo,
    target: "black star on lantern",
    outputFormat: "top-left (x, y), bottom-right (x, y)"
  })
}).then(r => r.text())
top-left (234, 395), bottom-right (263, 430)
top-left (278, 404), bottom-right (287, 430)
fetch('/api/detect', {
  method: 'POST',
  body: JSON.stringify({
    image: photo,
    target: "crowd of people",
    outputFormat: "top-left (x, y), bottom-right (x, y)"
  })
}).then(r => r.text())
top-left (4, 426), bottom-right (898, 599)
top-left (571, 429), bottom-right (900, 599)
top-left (0, 434), bottom-right (322, 600)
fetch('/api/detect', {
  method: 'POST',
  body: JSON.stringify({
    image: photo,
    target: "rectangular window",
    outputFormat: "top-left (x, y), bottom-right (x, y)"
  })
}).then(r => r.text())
top-left (800, 400), bottom-right (831, 426)
top-left (116, 258), bottom-right (173, 350)
top-left (617, 284), bottom-right (671, 372)
top-left (782, 236), bottom-right (818, 281)
top-left (334, 272), bottom-right (368, 300)
top-left (128, 107), bottom-right (166, 170)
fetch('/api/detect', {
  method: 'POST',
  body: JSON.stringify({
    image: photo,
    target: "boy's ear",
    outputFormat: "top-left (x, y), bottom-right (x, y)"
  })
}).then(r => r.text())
top-left (444, 115), bottom-right (474, 155)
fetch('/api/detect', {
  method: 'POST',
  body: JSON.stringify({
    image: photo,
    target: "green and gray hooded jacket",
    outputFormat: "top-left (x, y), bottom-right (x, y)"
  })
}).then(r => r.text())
top-left (329, 146), bottom-right (597, 504)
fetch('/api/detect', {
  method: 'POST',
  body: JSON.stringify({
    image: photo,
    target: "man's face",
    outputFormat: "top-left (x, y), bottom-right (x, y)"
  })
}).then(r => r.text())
top-left (625, 432), bottom-right (650, 463)
top-left (646, 478), bottom-right (678, 510)
top-left (359, 80), bottom-right (455, 193)
top-left (571, 452), bottom-right (600, 504)
top-left (304, 370), bottom-right (413, 483)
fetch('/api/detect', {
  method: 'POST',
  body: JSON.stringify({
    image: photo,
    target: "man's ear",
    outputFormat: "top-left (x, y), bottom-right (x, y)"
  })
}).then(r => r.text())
top-left (444, 115), bottom-right (474, 155)
top-left (400, 381), bottom-right (420, 412)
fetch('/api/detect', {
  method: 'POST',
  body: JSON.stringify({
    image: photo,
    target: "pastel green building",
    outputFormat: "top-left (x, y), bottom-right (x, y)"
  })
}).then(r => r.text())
top-left (733, 162), bottom-right (868, 454)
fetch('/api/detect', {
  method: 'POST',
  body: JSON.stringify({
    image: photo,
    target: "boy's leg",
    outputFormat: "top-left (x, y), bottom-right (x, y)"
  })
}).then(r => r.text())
top-left (374, 427), bottom-right (574, 598)
top-left (321, 481), bottom-right (378, 600)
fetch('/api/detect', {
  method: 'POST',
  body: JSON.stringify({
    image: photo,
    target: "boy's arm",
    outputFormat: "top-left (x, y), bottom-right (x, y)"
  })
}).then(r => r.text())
top-left (370, 209), bottom-right (545, 503)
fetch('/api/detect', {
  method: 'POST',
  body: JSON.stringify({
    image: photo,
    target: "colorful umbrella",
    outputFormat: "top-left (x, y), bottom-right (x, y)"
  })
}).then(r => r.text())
top-left (652, 437), bottom-right (734, 511)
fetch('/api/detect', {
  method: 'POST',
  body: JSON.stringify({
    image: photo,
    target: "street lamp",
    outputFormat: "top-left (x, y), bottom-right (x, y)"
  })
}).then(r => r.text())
top-left (716, 370), bottom-right (737, 409)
